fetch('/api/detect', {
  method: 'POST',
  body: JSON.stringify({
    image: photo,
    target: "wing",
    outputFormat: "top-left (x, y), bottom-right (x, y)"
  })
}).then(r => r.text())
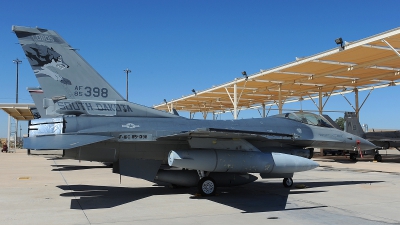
top-left (157, 128), bottom-right (300, 152)
top-left (157, 127), bottom-right (295, 141)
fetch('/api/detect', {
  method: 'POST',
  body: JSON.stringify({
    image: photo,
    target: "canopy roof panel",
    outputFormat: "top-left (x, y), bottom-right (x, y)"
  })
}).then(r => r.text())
top-left (0, 104), bottom-right (36, 120)
top-left (155, 27), bottom-right (400, 114)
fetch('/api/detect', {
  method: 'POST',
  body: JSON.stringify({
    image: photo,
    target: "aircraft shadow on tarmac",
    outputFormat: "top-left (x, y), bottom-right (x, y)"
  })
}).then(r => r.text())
top-left (56, 180), bottom-right (383, 213)
top-left (51, 165), bottom-right (111, 171)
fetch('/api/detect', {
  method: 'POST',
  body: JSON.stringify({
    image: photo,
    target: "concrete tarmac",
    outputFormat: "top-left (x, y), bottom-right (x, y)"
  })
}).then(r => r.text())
top-left (1, 149), bottom-right (400, 225)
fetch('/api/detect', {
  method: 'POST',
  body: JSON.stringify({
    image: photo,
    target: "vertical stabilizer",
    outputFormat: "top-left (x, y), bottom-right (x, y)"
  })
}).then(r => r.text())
top-left (13, 25), bottom-right (178, 118)
top-left (321, 114), bottom-right (341, 130)
top-left (344, 112), bottom-right (366, 138)
top-left (13, 26), bottom-right (125, 102)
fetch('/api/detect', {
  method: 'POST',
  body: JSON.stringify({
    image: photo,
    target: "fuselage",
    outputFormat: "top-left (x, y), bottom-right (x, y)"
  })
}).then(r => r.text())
top-left (61, 113), bottom-right (374, 151)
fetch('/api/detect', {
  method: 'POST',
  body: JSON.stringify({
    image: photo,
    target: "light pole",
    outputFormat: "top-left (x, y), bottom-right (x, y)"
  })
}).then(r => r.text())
top-left (13, 58), bottom-right (22, 148)
top-left (123, 68), bottom-right (131, 101)
top-left (13, 58), bottom-right (21, 104)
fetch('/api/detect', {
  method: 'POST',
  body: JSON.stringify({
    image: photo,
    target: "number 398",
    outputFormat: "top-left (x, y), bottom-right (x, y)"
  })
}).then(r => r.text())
top-left (84, 87), bottom-right (108, 98)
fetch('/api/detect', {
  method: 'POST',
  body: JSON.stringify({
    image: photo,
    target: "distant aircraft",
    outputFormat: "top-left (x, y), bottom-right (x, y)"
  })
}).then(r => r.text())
top-left (13, 25), bottom-right (376, 196)
top-left (344, 112), bottom-right (400, 162)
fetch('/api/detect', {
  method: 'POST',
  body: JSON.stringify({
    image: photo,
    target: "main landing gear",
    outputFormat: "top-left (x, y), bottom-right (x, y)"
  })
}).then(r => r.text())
top-left (198, 177), bottom-right (216, 196)
top-left (283, 177), bottom-right (293, 188)
top-left (197, 170), bottom-right (216, 196)
top-left (195, 170), bottom-right (294, 195)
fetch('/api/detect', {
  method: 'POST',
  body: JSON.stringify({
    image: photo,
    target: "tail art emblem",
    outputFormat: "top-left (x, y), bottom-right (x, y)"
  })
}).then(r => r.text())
top-left (23, 44), bottom-right (72, 85)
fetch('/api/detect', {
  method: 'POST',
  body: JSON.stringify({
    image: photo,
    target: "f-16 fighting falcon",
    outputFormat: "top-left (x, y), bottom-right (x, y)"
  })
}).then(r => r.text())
top-left (13, 25), bottom-right (376, 196)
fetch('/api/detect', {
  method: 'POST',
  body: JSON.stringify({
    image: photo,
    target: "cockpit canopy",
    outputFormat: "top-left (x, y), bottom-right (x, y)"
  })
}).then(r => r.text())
top-left (272, 112), bottom-right (334, 128)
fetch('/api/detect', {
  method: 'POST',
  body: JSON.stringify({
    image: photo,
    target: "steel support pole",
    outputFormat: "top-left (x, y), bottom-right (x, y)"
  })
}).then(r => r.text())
top-left (262, 103), bottom-right (266, 118)
top-left (14, 127), bottom-right (16, 150)
top-left (15, 120), bottom-right (18, 148)
top-left (7, 115), bottom-right (10, 150)
top-left (234, 82), bottom-right (237, 119)
top-left (318, 88), bottom-right (323, 115)
top-left (278, 83), bottom-right (282, 114)
top-left (355, 88), bottom-right (359, 117)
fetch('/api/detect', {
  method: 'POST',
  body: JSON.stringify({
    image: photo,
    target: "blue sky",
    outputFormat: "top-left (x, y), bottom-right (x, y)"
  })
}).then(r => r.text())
top-left (1, 0), bottom-right (400, 138)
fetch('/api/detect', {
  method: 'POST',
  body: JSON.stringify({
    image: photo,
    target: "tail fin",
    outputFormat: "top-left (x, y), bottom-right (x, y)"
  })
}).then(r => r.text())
top-left (344, 112), bottom-right (366, 138)
top-left (13, 26), bottom-right (125, 102)
top-left (13, 26), bottom-right (178, 118)
top-left (321, 114), bottom-right (341, 130)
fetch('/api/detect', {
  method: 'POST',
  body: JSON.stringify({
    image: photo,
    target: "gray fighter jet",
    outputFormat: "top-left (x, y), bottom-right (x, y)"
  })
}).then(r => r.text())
top-left (13, 26), bottom-right (376, 196)
top-left (344, 112), bottom-right (400, 162)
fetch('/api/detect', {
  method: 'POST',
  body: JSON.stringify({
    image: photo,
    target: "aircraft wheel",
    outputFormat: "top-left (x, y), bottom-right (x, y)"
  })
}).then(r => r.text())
top-left (374, 154), bottom-right (382, 162)
top-left (283, 178), bottom-right (293, 188)
top-left (308, 148), bottom-right (314, 159)
top-left (350, 153), bottom-right (357, 161)
top-left (323, 151), bottom-right (327, 156)
top-left (198, 177), bottom-right (216, 196)
top-left (332, 152), bottom-right (336, 156)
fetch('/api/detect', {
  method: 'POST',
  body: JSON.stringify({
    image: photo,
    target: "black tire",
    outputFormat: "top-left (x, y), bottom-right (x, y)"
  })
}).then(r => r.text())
top-left (308, 148), bottom-right (314, 159)
top-left (374, 154), bottom-right (382, 162)
top-left (323, 151), bottom-right (327, 156)
top-left (283, 177), bottom-right (293, 188)
top-left (350, 153), bottom-right (357, 161)
top-left (332, 152), bottom-right (336, 156)
top-left (198, 177), bottom-right (216, 196)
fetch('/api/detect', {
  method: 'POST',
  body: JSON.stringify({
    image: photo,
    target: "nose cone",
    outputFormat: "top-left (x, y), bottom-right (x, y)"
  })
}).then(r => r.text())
top-left (271, 153), bottom-right (319, 174)
top-left (355, 136), bottom-right (377, 150)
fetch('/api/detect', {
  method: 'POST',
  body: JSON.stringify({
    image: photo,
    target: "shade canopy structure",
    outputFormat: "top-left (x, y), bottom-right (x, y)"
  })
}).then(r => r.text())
top-left (0, 103), bottom-right (36, 120)
top-left (154, 27), bottom-right (400, 119)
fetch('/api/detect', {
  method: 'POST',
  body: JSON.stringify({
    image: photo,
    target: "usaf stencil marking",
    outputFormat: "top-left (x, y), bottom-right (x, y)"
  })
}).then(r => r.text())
top-left (118, 133), bottom-right (152, 142)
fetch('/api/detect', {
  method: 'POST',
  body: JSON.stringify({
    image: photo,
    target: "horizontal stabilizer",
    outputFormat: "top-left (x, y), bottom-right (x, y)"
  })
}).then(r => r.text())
top-left (24, 134), bottom-right (113, 150)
